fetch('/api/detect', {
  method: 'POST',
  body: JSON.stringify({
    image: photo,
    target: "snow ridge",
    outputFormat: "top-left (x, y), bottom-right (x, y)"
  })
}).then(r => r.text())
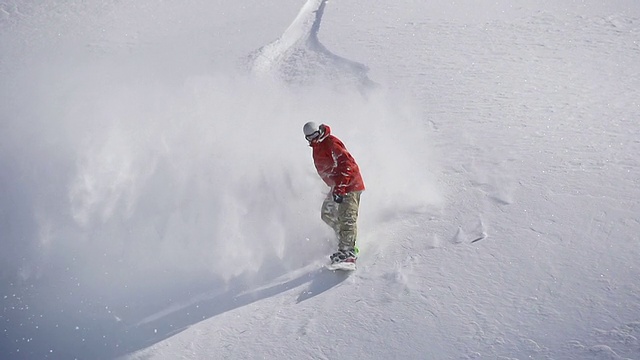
top-left (248, 0), bottom-right (374, 89)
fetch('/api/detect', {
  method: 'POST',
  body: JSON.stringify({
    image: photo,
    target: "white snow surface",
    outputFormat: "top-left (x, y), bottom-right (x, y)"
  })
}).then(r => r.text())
top-left (1, 0), bottom-right (639, 359)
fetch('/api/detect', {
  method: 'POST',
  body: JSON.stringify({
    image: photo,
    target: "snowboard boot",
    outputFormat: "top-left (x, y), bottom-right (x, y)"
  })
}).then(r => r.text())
top-left (330, 248), bottom-right (358, 265)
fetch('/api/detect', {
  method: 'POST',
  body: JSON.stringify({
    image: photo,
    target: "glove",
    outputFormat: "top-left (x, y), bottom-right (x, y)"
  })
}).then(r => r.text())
top-left (333, 194), bottom-right (344, 203)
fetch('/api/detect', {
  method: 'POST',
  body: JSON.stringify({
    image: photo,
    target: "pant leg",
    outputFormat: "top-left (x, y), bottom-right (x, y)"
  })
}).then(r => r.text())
top-left (321, 193), bottom-right (339, 234)
top-left (337, 191), bottom-right (361, 250)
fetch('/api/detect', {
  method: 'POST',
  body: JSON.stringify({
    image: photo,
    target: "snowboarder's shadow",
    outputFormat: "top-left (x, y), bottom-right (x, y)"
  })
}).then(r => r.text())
top-left (114, 266), bottom-right (347, 358)
top-left (296, 267), bottom-right (350, 303)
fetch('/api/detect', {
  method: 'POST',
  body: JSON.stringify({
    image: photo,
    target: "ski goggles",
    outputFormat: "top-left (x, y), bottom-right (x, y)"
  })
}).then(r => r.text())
top-left (305, 130), bottom-right (321, 142)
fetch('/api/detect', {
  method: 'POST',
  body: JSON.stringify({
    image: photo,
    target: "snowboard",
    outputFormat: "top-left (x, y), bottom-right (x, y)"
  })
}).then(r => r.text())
top-left (326, 259), bottom-right (356, 271)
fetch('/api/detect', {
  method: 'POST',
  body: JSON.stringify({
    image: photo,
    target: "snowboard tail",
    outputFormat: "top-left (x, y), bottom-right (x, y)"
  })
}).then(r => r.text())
top-left (326, 258), bottom-right (356, 271)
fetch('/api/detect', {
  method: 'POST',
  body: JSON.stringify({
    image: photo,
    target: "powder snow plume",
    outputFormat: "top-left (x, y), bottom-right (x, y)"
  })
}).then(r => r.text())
top-left (1, 1), bottom-right (440, 357)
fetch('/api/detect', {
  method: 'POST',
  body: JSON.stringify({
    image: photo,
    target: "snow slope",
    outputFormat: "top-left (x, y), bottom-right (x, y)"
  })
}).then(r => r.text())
top-left (1, 0), bottom-right (639, 359)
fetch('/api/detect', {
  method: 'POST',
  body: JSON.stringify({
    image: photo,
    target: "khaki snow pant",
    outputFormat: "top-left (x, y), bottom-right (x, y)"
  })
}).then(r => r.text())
top-left (321, 191), bottom-right (362, 250)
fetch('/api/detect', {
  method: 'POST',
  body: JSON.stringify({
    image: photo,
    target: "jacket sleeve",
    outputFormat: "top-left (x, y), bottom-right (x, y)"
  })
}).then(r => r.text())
top-left (331, 143), bottom-right (353, 196)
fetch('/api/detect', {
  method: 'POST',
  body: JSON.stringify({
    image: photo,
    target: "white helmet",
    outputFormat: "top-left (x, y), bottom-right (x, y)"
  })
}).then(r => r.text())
top-left (303, 121), bottom-right (322, 141)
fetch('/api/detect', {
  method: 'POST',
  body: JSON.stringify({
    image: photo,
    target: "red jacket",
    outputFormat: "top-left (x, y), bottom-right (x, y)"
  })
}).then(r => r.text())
top-left (310, 125), bottom-right (365, 196)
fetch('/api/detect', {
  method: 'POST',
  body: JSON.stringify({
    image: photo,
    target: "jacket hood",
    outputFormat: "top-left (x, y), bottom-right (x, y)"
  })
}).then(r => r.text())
top-left (318, 124), bottom-right (331, 141)
top-left (309, 124), bottom-right (331, 146)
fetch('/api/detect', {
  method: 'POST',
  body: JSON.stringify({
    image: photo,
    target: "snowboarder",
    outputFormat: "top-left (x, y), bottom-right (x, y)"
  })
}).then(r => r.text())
top-left (303, 122), bottom-right (365, 268)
